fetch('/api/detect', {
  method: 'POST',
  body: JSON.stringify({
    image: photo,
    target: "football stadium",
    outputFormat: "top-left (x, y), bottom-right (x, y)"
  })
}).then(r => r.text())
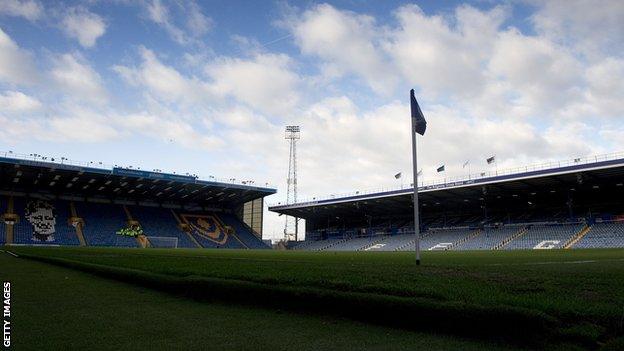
top-left (270, 153), bottom-right (624, 252)
top-left (2, 151), bottom-right (624, 350)
top-left (2, 1), bottom-right (624, 351)
top-left (0, 154), bottom-right (274, 249)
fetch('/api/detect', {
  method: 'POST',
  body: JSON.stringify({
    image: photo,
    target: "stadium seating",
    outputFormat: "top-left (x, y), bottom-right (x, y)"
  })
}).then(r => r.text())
top-left (505, 223), bottom-right (582, 250)
top-left (293, 238), bottom-right (344, 251)
top-left (177, 212), bottom-right (244, 249)
top-left (454, 226), bottom-right (520, 250)
top-left (294, 223), bottom-right (613, 252)
top-left (574, 221), bottom-right (624, 248)
top-left (408, 228), bottom-right (475, 251)
top-left (76, 202), bottom-right (138, 247)
top-left (219, 213), bottom-right (270, 249)
top-left (128, 206), bottom-right (197, 248)
top-left (324, 236), bottom-right (382, 251)
top-left (0, 197), bottom-right (267, 249)
top-left (364, 234), bottom-right (416, 251)
top-left (11, 197), bottom-right (80, 246)
top-left (0, 197), bottom-right (6, 244)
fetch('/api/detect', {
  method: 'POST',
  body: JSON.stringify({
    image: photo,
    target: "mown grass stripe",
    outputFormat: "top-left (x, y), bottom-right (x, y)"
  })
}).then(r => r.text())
top-left (13, 251), bottom-right (569, 347)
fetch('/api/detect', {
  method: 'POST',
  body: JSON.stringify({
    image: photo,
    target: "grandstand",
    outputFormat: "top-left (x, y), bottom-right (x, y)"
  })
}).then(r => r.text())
top-left (0, 154), bottom-right (274, 249)
top-left (270, 153), bottom-right (624, 251)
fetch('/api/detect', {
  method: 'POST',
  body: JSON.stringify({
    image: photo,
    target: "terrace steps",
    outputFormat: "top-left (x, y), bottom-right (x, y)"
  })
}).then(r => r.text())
top-left (69, 202), bottom-right (87, 246)
top-left (318, 238), bottom-right (348, 251)
top-left (449, 229), bottom-right (481, 250)
top-left (395, 231), bottom-right (431, 251)
top-left (358, 236), bottom-right (387, 251)
top-left (564, 224), bottom-right (591, 249)
top-left (494, 227), bottom-right (528, 250)
top-left (213, 214), bottom-right (249, 249)
top-left (171, 210), bottom-right (202, 248)
top-left (122, 205), bottom-right (144, 248)
top-left (4, 196), bottom-right (15, 244)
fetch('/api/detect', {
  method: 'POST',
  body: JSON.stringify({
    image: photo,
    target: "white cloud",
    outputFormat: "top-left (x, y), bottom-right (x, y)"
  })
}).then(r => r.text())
top-left (0, 0), bottom-right (42, 21)
top-left (386, 4), bottom-right (507, 98)
top-left (205, 53), bottom-right (300, 115)
top-left (0, 90), bottom-right (41, 112)
top-left (0, 104), bottom-right (119, 143)
top-left (0, 27), bottom-right (39, 85)
top-left (113, 47), bottom-right (212, 104)
top-left (50, 53), bottom-right (108, 104)
top-left (487, 28), bottom-right (583, 114)
top-left (143, 0), bottom-right (211, 45)
top-left (584, 58), bottom-right (624, 117)
top-left (531, 0), bottom-right (624, 58)
top-left (118, 112), bottom-right (223, 150)
top-left (286, 4), bottom-right (396, 94)
top-left (61, 7), bottom-right (106, 48)
top-left (49, 116), bottom-right (119, 143)
top-left (186, 1), bottom-right (212, 37)
top-left (3, 1), bottom-right (622, 241)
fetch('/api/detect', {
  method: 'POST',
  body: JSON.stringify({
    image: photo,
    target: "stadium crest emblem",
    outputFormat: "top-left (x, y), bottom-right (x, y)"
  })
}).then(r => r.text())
top-left (24, 200), bottom-right (57, 242)
top-left (180, 214), bottom-right (228, 244)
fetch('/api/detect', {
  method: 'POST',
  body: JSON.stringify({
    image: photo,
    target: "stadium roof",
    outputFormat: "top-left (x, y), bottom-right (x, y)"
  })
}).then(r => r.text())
top-left (0, 155), bottom-right (276, 208)
top-left (269, 152), bottom-right (624, 219)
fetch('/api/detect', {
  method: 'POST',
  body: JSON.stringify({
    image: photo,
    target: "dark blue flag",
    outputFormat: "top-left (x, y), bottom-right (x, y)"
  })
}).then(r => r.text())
top-left (410, 89), bottom-right (427, 136)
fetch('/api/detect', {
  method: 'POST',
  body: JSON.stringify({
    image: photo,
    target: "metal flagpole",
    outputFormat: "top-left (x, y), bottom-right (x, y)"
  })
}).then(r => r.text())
top-left (409, 89), bottom-right (427, 265)
top-left (411, 116), bottom-right (421, 265)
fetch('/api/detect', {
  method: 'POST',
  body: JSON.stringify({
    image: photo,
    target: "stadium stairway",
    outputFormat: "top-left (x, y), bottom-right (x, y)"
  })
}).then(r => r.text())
top-left (352, 233), bottom-right (416, 252)
top-left (395, 236), bottom-right (417, 252)
top-left (494, 227), bottom-right (528, 250)
top-left (219, 214), bottom-right (270, 249)
top-left (3, 196), bottom-right (20, 245)
top-left (76, 202), bottom-right (137, 247)
top-left (504, 223), bottom-right (583, 250)
top-left (571, 221), bottom-right (624, 248)
top-left (170, 210), bottom-right (203, 248)
top-left (394, 231), bottom-right (435, 251)
top-left (68, 202), bottom-right (87, 246)
top-left (122, 205), bottom-right (146, 248)
top-left (453, 227), bottom-right (517, 250)
top-left (129, 206), bottom-right (198, 248)
top-left (449, 229), bottom-right (481, 250)
top-left (212, 214), bottom-right (249, 249)
top-left (324, 236), bottom-right (381, 251)
top-left (422, 228), bottom-right (476, 251)
top-left (317, 238), bottom-right (348, 251)
top-left (564, 224), bottom-right (591, 249)
top-left (358, 236), bottom-right (389, 251)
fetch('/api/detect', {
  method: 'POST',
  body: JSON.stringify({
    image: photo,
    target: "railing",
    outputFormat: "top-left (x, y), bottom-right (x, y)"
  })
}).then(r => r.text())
top-left (0, 150), bottom-right (275, 189)
top-left (270, 151), bottom-right (624, 207)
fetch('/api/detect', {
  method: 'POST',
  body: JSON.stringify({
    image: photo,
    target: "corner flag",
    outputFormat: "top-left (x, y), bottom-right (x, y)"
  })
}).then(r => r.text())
top-left (410, 89), bottom-right (427, 136)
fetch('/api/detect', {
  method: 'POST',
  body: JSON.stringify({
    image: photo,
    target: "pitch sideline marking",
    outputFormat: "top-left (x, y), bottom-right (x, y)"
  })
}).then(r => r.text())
top-left (481, 257), bottom-right (624, 267)
top-left (0, 249), bottom-right (19, 257)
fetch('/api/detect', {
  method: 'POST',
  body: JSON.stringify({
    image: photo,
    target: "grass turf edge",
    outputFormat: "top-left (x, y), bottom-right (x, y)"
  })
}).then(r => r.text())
top-left (9, 251), bottom-right (587, 347)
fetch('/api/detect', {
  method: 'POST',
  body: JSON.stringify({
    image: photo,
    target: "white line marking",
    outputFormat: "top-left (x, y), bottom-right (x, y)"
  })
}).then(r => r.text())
top-left (4, 250), bottom-right (19, 257)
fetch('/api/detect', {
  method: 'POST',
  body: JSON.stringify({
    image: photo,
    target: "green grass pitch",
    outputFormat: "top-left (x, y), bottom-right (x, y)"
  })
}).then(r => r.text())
top-left (2, 246), bottom-right (624, 350)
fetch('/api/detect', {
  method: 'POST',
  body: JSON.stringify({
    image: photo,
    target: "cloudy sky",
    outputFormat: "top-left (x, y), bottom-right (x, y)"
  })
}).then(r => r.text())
top-left (1, 0), bottom-right (623, 240)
